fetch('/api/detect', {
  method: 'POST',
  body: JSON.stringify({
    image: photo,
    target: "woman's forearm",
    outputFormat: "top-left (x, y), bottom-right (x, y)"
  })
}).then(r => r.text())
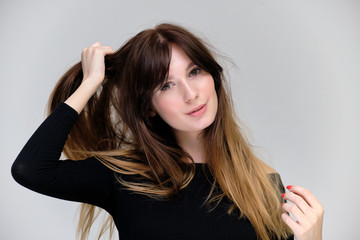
top-left (64, 79), bottom-right (101, 114)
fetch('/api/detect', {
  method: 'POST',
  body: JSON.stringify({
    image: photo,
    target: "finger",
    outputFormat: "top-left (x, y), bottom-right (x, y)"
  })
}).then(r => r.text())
top-left (91, 41), bottom-right (102, 47)
top-left (82, 46), bottom-right (113, 58)
top-left (101, 46), bottom-right (114, 55)
top-left (281, 212), bottom-right (301, 234)
top-left (287, 185), bottom-right (323, 210)
top-left (282, 202), bottom-right (307, 225)
top-left (282, 192), bottom-right (311, 215)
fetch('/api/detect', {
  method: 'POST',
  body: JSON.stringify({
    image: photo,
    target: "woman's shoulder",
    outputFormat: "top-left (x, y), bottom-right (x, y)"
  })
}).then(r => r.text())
top-left (258, 161), bottom-right (285, 193)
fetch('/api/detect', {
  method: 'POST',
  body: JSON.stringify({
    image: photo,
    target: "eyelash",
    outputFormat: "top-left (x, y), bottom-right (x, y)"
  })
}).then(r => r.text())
top-left (189, 67), bottom-right (201, 77)
top-left (160, 82), bottom-right (174, 91)
top-left (160, 67), bottom-right (202, 91)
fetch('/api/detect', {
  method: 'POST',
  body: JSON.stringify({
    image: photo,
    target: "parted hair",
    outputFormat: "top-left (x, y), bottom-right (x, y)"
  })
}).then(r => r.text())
top-left (48, 23), bottom-right (292, 240)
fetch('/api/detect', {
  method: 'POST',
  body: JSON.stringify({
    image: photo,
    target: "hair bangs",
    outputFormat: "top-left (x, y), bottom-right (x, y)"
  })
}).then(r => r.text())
top-left (129, 31), bottom-right (172, 119)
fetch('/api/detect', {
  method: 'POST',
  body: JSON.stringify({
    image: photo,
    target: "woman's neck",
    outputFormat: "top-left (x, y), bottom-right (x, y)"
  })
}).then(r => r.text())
top-left (174, 131), bottom-right (206, 163)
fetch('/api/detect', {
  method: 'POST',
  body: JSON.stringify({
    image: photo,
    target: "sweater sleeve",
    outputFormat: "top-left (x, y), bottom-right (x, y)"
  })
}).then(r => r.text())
top-left (11, 103), bottom-right (116, 213)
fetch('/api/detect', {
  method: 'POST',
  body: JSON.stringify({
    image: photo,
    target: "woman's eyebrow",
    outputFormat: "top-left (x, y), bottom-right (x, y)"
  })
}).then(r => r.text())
top-left (186, 62), bottom-right (196, 71)
top-left (166, 62), bottom-right (196, 81)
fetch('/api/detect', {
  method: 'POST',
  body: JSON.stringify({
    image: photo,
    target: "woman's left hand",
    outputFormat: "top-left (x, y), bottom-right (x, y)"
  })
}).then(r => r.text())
top-left (281, 185), bottom-right (324, 240)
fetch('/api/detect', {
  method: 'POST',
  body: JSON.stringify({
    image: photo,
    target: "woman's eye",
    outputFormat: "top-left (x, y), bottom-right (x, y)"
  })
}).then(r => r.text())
top-left (161, 82), bottom-right (174, 91)
top-left (189, 68), bottom-right (201, 77)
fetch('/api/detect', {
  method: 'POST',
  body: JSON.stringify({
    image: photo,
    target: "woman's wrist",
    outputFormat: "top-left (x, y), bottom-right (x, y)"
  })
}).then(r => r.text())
top-left (64, 79), bottom-right (102, 114)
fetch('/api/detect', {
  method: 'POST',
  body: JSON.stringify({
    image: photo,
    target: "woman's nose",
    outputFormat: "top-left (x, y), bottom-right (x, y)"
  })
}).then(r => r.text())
top-left (182, 81), bottom-right (198, 103)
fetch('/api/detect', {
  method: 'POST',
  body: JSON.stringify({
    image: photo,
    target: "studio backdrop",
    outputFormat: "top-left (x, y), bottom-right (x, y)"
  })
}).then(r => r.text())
top-left (1, 0), bottom-right (359, 239)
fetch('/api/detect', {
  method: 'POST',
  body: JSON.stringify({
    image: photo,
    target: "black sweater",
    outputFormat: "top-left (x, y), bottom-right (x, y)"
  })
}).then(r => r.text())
top-left (11, 103), bottom-right (293, 240)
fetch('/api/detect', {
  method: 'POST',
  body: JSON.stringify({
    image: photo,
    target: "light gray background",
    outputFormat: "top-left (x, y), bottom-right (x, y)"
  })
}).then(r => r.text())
top-left (1, 0), bottom-right (359, 239)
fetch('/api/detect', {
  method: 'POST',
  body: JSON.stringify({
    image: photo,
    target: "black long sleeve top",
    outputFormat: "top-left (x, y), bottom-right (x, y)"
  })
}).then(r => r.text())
top-left (11, 103), bottom-right (293, 240)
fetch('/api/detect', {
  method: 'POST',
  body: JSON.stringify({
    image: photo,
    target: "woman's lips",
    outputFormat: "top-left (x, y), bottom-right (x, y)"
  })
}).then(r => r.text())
top-left (187, 104), bottom-right (207, 117)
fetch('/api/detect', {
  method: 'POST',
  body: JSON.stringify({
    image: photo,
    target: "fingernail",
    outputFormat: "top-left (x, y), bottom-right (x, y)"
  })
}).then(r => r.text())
top-left (286, 185), bottom-right (292, 190)
top-left (281, 193), bottom-right (285, 198)
top-left (281, 203), bottom-right (285, 207)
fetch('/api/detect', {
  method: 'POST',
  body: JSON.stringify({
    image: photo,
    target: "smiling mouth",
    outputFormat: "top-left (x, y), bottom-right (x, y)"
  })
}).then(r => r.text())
top-left (187, 104), bottom-right (206, 115)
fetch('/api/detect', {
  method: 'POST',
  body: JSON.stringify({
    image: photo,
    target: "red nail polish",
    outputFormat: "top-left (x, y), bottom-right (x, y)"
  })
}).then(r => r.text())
top-left (286, 185), bottom-right (292, 190)
top-left (281, 203), bottom-right (285, 207)
top-left (281, 193), bottom-right (285, 198)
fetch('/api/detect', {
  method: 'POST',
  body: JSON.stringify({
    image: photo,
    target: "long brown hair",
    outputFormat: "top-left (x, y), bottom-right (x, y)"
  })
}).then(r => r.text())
top-left (48, 23), bottom-right (292, 240)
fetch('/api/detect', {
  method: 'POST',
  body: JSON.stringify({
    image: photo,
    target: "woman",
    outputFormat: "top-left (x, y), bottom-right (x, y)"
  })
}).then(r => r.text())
top-left (11, 23), bottom-right (323, 240)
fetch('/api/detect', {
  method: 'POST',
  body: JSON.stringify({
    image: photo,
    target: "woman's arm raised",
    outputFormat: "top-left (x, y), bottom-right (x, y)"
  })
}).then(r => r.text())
top-left (11, 42), bottom-right (116, 210)
top-left (65, 42), bottom-right (114, 113)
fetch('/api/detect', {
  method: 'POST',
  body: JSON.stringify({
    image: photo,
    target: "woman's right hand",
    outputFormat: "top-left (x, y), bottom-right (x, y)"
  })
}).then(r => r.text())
top-left (64, 42), bottom-right (114, 114)
top-left (81, 41), bottom-right (114, 86)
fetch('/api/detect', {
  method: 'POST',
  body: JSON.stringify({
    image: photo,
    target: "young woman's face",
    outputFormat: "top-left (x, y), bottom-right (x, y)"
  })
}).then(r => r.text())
top-left (151, 44), bottom-right (218, 137)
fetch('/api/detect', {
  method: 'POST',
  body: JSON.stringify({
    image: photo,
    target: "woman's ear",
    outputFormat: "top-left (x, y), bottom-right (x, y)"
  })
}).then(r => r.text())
top-left (149, 110), bottom-right (156, 117)
top-left (149, 104), bottom-right (157, 117)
